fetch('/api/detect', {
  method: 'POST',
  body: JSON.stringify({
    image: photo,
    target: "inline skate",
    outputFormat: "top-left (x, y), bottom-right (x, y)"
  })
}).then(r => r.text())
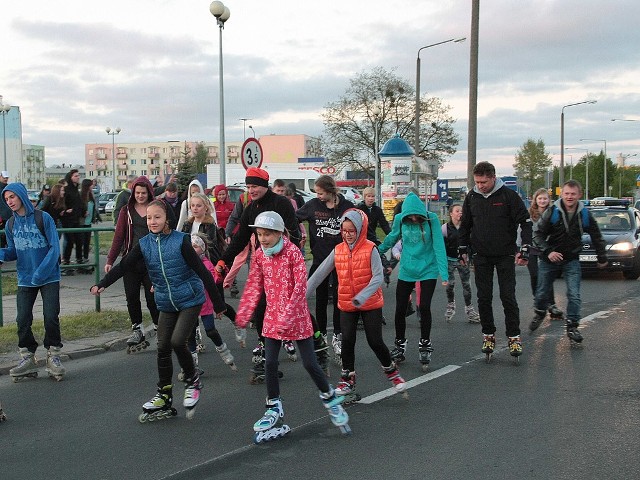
top-left (230, 279), bottom-right (239, 298)
top-left (46, 346), bottom-right (65, 381)
top-left (9, 348), bottom-right (39, 382)
top-left (314, 334), bottom-right (330, 377)
top-left (75, 258), bottom-right (94, 274)
top-left (283, 340), bottom-right (297, 362)
top-left (253, 397), bottom-right (290, 444)
top-left (390, 338), bottom-right (407, 363)
top-left (335, 370), bottom-right (361, 404)
top-left (183, 375), bottom-right (202, 420)
top-left (139, 385), bottom-right (177, 423)
top-left (383, 363), bottom-right (407, 397)
top-left (177, 352), bottom-right (204, 381)
top-left (126, 324), bottom-right (149, 354)
top-left (195, 326), bottom-right (205, 353)
top-left (252, 340), bottom-right (264, 364)
top-left (319, 388), bottom-right (351, 435)
top-left (566, 320), bottom-right (583, 347)
top-left (418, 338), bottom-right (433, 371)
top-left (529, 309), bottom-right (547, 332)
top-left (465, 305), bottom-right (480, 324)
top-left (508, 335), bottom-right (523, 364)
top-left (482, 334), bottom-right (495, 363)
top-left (548, 304), bottom-right (564, 320)
top-left (249, 358), bottom-right (284, 384)
top-left (331, 333), bottom-right (342, 367)
top-left (445, 302), bottom-right (456, 323)
top-left (234, 326), bottom-right (247, 348)
top-left (216, 343), bottom-right (237, 371)
top-left (0, 401), bottom-right (6, 422)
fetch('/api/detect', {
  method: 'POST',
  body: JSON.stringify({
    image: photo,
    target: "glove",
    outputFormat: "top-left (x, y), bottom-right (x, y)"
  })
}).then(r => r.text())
top-left (519, 244), bottom-right (530, 261)
top-left (458, 246), bottom-right (468, 262)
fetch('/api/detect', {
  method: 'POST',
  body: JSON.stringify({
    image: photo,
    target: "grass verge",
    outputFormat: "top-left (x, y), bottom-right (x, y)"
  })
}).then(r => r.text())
top-left (0, 310), bottom-right (139, 354)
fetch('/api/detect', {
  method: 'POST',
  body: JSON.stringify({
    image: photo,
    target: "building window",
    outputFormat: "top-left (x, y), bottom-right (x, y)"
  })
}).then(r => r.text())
top-left (141, 170), bottom-right (147, 176)
top-left (130, 159), bottom-right (136, 165)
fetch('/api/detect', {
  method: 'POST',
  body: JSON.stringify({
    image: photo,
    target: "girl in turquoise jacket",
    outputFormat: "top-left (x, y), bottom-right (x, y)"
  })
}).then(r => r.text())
top-left (378, 192), bottom-right (448, 369)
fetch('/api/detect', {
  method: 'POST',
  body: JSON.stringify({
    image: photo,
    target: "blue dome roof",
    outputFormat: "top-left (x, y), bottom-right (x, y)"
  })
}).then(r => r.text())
top-left (378, 134), bottom-right (414, 157)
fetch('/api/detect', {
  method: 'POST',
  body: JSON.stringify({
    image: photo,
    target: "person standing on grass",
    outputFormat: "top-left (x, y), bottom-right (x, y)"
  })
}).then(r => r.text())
top-left (0, 183), bottom-right (66, 381)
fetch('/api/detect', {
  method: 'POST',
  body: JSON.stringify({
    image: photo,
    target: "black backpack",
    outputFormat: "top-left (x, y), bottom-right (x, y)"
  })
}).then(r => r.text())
top-left (6, 209), bottom-right (47, 239)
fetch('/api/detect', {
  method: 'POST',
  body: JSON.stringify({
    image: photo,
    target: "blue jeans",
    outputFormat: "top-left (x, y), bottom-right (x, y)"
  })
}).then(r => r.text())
top-left (16, 282), bottom-right (62, 352)
top-left (535, 259), bottom-right (581, 324)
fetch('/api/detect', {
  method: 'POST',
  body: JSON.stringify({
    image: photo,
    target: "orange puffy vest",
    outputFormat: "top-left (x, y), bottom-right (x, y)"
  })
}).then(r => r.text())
top-left (334, 240), bottom-right (384, 312)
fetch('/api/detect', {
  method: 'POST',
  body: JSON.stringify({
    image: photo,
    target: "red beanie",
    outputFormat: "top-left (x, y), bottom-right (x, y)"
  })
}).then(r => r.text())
top-left (214, 184), bottom-right (227, 197)
top-left (245, 167), bottom-right (269, 188)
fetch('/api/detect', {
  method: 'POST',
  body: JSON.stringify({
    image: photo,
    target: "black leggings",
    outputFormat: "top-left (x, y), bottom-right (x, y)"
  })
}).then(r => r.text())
top-left (156, 305), bottom-right (201, 387)
top-left (394, 279), bottom-right (437, 340)
top-left (264, 336), bottom-right (329, 399)
top-left (308, 265), bottom-right (340, 335)
top-left (340, 308), bottom-right (392, 372)
top-left (63, 230), bottom-right (82, 263)
top-left (122, 262), bottom-right (160, 326)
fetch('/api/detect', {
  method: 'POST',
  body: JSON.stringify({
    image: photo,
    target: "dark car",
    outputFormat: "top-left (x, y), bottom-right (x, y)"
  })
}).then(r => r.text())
top-left (97, 192), bottom-right (118, 214)
top-left (580, 198), bottom-right (640, 279)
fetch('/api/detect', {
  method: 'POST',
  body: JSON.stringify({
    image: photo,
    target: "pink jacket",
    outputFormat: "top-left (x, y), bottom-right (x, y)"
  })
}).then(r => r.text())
top-left (199, 256), bottom-right (223, 316)
top-left (236, 236), bottom-right (313, 341)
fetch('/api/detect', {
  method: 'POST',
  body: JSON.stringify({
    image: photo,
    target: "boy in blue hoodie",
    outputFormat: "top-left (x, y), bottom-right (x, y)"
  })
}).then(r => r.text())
top-left (0, 183), bottom-right (65, 381)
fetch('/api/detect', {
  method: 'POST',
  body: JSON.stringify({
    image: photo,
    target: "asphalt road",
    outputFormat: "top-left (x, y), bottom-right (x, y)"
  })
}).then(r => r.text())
top-left (1, 267), bottom-right (638, 480)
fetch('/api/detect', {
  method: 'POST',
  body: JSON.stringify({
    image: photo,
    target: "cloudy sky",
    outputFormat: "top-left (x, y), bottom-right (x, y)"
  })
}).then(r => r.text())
top-left (2, 0), bottom-right (640, 177)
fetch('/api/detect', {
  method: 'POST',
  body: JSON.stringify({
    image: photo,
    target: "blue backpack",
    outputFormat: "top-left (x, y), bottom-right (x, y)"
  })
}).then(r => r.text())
top-left (548, 205), bottom-right (589, 233)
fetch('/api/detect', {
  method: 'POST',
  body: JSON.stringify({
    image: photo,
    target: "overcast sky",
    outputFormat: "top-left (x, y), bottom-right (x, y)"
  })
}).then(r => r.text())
top-left (2, 0), bottom-right (640, 177)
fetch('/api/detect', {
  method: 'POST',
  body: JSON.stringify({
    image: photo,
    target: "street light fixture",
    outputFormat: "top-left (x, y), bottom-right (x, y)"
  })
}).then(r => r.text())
top-left (372, 106), bottom-right (382, 206)
top-left (0, 96), bottom-right (11, 172)
top-left (566, 147), bottom-right (590, 199)
top-left (414, 37), bottom-right (466, 158)
top-left (560, 100), bottom-right (597, 186)
top-left (248, 125), bottom-right (256, 139)
top-left (105, 127), bottom-right (121, 191)
top-left (239, 118), bottom-right (252, 140)
top-left (210, 1), bottom-right (231, 184)
top-left (580, 138), bottom-right (607, 195)
top-left (611, 118), bottom-right (640, 122)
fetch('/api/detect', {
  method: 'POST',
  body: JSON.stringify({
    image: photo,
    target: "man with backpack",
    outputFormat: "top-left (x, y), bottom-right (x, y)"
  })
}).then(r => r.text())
top-left (529, 180), bottom-right (607, 343)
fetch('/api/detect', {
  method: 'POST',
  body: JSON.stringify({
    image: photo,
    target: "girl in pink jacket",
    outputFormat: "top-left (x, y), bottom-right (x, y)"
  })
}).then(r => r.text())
top-left (236, 211), bottom-right (350, 443)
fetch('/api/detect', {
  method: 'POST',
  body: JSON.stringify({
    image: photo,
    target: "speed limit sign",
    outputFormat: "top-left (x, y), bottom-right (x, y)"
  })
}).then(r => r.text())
top-left (241, 138), bottom-right (263, 170)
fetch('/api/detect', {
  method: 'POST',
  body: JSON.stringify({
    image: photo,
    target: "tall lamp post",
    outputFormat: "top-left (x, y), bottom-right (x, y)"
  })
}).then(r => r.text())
top-left (580, 138), bottom-right (607, 196)
top-left (414, 37), bottom-right (466, 158)
top-left (566, 147), bottom-right (589, 199)
top-left (618, 153), bottom-right (637, 197)
top-left (0, 96), bottom-right (11, 172)
top-left (105, 127), bottom-right (121, 190)
top-left (560, 100), bottom-right (597, 186)
top-left (239, 118), bottom-right (252, 140)
top-left (372, 106), bottom-right (381, 206)
top-left (210, 1), bottom-right (231, 184)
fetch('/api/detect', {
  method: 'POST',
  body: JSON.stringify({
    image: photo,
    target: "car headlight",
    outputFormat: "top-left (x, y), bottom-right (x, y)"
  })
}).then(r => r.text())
top-left (608, 242), bottom-right (633, 251)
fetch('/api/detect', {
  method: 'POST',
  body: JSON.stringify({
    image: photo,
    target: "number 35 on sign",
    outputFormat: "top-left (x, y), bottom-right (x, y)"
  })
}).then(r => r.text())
top-left (241, 138), bottom-right (264, 170)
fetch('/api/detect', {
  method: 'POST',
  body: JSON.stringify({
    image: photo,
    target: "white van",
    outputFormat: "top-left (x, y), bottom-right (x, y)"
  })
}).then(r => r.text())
top-left (207, 163), bottom-right (321, 194)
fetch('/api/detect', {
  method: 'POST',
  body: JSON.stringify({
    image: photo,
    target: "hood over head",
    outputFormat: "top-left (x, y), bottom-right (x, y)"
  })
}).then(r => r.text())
top-left (127, 176), bottom-right (155, 208)
top-left (187, 179), bottom-right (205, 202)
top-left (214, 184), bottom-right (227, 198)
top-left (3, 183), bottom-right (33, 217)
top-left (398, 192), bottom-right (427, 221)
top-left (341, 208), bottom-right (368, 249)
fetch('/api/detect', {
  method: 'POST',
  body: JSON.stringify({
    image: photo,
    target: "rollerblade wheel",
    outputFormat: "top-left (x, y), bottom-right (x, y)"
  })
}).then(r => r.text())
top-left (485, 352), bottom-right (492, 364)
top-left (421, 363), bottom-right (429, 372)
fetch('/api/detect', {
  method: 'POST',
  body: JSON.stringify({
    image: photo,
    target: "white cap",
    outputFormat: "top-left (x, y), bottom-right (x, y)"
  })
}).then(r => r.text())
top-left (1, 171), bottom-right (9, 178)
top-left (250, 211), bottom-right (285, 232)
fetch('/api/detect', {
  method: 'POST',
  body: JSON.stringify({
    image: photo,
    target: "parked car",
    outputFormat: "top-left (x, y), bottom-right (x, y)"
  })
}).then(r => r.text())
top-left (338, 187), bottom-right (362, 203)
top-left (104, 200), bottom-right (116, 216)
top-left (98, 192), bottom-right (118, 214)
top-left (580, 198), bottom-right (640, 279)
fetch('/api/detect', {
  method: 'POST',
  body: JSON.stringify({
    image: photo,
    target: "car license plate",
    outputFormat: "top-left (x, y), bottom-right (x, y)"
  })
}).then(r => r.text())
top-left (579, 254), bottom-right (598, 262)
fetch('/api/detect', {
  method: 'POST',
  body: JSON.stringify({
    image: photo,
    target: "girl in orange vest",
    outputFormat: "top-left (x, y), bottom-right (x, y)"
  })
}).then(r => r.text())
top-left (307, 208), bottom-right (406, 402)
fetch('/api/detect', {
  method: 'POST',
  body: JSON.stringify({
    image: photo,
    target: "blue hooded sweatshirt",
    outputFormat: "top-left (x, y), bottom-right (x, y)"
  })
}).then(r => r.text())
top-left (378, 192), bottom-right (448, 283)
top-left (0, 183), bottom-right (61, 286)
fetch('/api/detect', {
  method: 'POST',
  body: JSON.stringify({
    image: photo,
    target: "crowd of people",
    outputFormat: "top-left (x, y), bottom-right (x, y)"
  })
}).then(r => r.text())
top-left (0, 161), bottom-right (608, 433)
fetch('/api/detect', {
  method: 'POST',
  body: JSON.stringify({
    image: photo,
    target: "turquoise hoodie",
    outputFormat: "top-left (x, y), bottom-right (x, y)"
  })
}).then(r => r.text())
top-left (0, 183), bottom-right (61, 286)
top-left (378, 193), bottom-right (448, 283)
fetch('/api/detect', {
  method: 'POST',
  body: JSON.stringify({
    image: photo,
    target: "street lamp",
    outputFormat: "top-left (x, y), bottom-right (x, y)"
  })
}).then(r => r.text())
top-left (210, 1), bottom-right (230, 184)
top-left (611, 118), bottom-right (640, 122)
top-left (372, 106), bottom-right (381, 206)
top-left (105, 127), bottom-right (121, 190)
top-left (618, 153), bottom-right (637, 197)
top-left (414, 37), bottom-right (466, 158)
top-left (560, 100), bottom-right (597, 186)
top-left (580, 138), bottom-right (607, 195)
top-left (248, 125), bottom-right (256, 139)
top-left (239, 118), bottom-right (252, 140)
top-left (566, 147), bottom-right (589, 199)
top-left (0, 96), bottom-right (11, 172)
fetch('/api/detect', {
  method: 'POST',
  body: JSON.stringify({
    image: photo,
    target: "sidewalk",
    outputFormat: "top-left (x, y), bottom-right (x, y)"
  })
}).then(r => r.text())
top-left (0, 255), bottom-right (154, 375)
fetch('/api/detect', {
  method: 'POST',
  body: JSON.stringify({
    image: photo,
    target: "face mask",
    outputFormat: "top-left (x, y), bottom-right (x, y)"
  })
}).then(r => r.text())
top-left (261, 235), bottom-right (284, 257)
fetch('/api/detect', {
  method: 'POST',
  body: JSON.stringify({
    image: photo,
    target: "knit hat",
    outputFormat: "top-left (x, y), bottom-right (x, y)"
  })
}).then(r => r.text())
top-left (245, 167), bottom-right (269, 188)
top-left (250, 211), bottom-right (285, 232)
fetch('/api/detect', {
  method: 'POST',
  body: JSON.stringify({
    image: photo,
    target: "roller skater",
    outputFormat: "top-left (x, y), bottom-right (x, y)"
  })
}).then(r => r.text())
top-left (253, 397), bottom-right (291, 444)
top-left (531, 180), bottom-right (607, 349)
top-left (46, 346), bottom-right (65, 381)
top-left (10, 348), bottom-right (39, 382)
top-left (444, 302), bottom-right (455, 323)
top-left (283, 340), bottom-right (297, 362)
top-left (0, 184), bottom-right (65, 386)
top-left (139, 385), bottom-right (177, 423)
top-left (418, 338), bottom-right (433, 371)
top-left (235, 211), bottom-right (352, 439)
top-left (482, 334), bottom-right (495, 363)
top-left (508, 335), bottom-right (523, 364)
top-left (126, 324), bottom-right (150, 354)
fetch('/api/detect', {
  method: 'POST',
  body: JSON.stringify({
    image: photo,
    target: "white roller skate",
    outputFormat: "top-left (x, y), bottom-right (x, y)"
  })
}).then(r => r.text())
top-left (319, 387), bottom-right (351, 435)
top-left (418, 338), bottom-right (433, 371)
top-left (390, 338), bottom-right (407, 363)
top-left (253, 397), bottom-right (291, 444)
top-left (383, 363), bottom-right (407, 397)
top-left (46, 346), bottom-right (65, 381)
top-left (331, 333), bottom-right (342, 367)
top-left (445, 302), bottom-right (456, 322)
top-left (335, 370), bottom-right (361, 404)
top-left (183, 375), bottom-right (202, 420)
top-left (482, 333), bottom-right (496, 363)
top-left (216, 343), bottom-right (237, 371)
top-left (126, 324), bottom-right (149, 354)
top-left (139, 385), bottom-right (177, 423)
top-left (195, 326), bottom-right (205, 353)
top-left (10, 348), bottom-right (39, 382)
top-left (283, 340), bottom-right (297, 362)
top-left (234, 326), bottom-right (247, 348)
top-left (465, 305), bottom-right (481, 324)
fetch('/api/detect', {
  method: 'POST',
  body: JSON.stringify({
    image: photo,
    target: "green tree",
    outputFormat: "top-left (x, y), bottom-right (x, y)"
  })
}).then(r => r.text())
top-left (513, 138), bottom-right (552, 194)
top-left (192, 142), bottom-right (209, 174)
top-left (175, 143), bottom-right (196, 194)
top-left (321, 66), bottom-right (459, 177)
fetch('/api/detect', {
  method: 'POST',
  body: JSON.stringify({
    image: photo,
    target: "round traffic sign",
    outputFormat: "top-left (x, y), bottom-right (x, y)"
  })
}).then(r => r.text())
top-left (241, 138), bottom-right (263, 170)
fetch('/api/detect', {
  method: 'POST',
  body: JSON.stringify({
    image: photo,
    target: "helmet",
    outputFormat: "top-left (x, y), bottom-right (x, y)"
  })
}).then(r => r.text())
top-left (249, 211), bottom-right (285, 232)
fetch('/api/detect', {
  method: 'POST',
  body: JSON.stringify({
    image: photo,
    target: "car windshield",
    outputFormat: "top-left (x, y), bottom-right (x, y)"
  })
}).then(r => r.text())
top-left (591, 211), bottom-right (633, 231)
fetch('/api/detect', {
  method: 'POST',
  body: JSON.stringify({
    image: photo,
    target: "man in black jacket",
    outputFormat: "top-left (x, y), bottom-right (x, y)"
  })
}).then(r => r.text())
top-left (458, 161), bottom-right (531, 359)
top-left (529, 180), bottom-right (607, 343)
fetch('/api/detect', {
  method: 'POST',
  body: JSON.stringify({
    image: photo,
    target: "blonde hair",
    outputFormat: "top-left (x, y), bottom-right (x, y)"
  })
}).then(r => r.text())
top-left (188, 192), bottom-right (215, 224)
top-left (362, 187), bottom-right (375, 197)
top-left (529, 188), bottom-right (550, 222)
